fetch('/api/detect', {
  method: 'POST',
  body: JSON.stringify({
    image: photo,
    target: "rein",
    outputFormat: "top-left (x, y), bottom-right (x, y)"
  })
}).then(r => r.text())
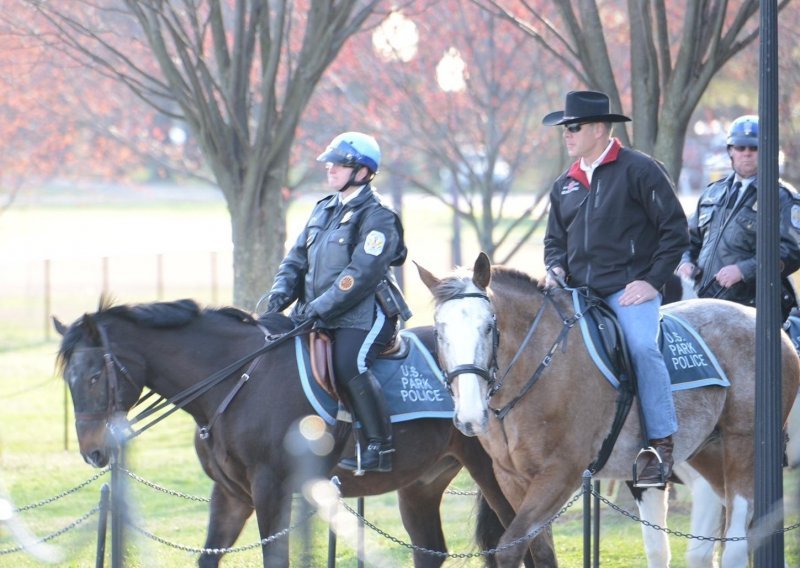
top-left (490, 291), bottom-right (584, 420)
top-left (82, 319), bottom-right (313, 441)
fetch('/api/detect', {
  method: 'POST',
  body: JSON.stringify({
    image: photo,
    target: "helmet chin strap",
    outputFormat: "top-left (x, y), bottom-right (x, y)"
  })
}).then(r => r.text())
top-left (337, 167), bottom-right (375, 192)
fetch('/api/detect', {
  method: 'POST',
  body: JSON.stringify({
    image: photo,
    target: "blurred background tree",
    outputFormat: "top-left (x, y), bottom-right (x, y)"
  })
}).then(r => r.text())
top-left (1, 0), bottom-right (798, 306)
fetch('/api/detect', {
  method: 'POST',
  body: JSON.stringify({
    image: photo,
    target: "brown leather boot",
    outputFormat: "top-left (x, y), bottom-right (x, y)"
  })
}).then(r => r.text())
top-left (633, 436), bottom-right (674, 488)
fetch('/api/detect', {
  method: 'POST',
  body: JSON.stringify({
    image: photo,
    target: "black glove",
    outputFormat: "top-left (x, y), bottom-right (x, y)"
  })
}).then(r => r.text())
top-left (257, 293), bottom-right (288, 315)
top-left (267, 294), bottom-right (290, 314)
top-left (292, 305), bottom-right (318, 326)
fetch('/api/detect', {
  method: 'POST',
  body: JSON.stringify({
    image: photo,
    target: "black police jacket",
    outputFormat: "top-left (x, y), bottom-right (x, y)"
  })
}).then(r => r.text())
top-left (681, 173), bottom-right (800, 316)
top-left (268, 185), bottom-right (407, 330)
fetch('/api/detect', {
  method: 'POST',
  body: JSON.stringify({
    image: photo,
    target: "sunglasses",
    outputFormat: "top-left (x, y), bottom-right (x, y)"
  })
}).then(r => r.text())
top-left (732, 145), bottom-right (758, 152)
top-left (564, 123), bottom-right (588, 133)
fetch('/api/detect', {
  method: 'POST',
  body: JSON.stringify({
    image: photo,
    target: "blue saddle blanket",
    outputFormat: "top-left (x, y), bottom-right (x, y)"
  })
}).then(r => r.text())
top-left (573, 291), bottom-right (729, 391)
top-left (294, 331), bottom-right (454, 426)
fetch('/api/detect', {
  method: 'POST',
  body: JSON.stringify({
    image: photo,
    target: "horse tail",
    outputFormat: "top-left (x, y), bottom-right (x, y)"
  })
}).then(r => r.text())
top-left (474, 489), bottom-right (502, 568)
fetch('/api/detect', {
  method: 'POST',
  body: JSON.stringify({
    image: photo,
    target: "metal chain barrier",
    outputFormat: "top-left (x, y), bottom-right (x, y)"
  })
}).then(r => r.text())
top-left (13, 468), bottom-right (109, 512)
top-left (590, 485), bottom-right (800, 543)
top-left (5, 464), bottom-right (800, 563)
top-left (121, 467), bottom-right (210, 502)
top-left (127, 508), bottom-right (316, 556)
top-left (0, 506), bottom-right (100, 555)
top-left (336, 487), bottom-right (581, 560)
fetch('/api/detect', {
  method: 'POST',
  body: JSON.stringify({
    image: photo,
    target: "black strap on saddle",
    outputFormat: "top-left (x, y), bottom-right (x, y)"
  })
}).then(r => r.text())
top-left (571, 288), bottom-right (637, 475)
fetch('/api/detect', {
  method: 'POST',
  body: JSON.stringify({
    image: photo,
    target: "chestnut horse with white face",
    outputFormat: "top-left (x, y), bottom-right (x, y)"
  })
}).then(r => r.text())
top-left (418, 253), bottom-right (799, 568)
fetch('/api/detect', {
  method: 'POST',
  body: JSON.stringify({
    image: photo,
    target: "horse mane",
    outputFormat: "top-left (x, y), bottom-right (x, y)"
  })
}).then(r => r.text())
top-left (489, 265), bottom-right (542, 295)
top-left (428, 264), bottom-right (542, 304)
top-left (56, 297), bottom-right (257, 372)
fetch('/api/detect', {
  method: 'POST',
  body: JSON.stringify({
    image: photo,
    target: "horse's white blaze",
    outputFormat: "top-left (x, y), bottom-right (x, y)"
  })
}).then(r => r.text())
top-left (435, 294), bottom-right (493, 434)
top-left (721, 494), bottom-right (749, 567)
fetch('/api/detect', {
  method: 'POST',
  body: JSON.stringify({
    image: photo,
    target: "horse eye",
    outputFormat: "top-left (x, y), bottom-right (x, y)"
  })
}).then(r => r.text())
top-left (89, 372), bottom-right (101, 385)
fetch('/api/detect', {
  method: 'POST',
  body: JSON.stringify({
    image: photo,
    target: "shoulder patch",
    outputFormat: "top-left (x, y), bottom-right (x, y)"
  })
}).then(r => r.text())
top-left (364, 230), bottom-right (386, 256)
top-left (338, 275), bottom-right (355, 291)
top-left (791, 205), bottom-right (800, 230)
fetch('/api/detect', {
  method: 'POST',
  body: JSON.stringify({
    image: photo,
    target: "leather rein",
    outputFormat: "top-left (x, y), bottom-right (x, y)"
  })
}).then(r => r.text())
top-left (72, 320), bottom-right (312, 442)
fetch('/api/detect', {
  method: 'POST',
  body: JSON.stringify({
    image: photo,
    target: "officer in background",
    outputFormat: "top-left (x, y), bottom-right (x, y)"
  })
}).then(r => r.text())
top-left (261, 132), bottom-right (411, 473)
top-left (678, 115), bottom-right (800, 320)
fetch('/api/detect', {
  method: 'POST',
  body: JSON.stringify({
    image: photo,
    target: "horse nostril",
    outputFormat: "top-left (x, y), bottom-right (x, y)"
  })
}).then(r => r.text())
top-left (85, 450), bottom-right (107, 467)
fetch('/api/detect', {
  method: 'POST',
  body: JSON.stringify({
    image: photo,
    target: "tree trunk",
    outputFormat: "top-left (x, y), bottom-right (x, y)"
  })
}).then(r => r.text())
top-left (230, 178), bottom-right (287, 309)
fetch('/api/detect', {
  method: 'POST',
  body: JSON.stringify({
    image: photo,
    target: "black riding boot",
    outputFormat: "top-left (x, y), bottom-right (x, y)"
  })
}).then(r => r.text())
top-left (338, 370), bottom-right (394, 473)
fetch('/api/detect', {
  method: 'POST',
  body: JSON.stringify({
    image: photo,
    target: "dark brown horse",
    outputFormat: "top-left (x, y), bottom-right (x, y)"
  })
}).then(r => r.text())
top-left (417, 253), bottom-right (800, 567)
top-left (53, 298), bottom-right (556, 567)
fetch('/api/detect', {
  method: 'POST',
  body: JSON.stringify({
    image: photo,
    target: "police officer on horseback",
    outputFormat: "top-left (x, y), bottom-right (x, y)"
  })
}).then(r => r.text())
top-left (260, 132), bottom-right (411, 474)
top-left (677, 115), bottom-right (800, 320)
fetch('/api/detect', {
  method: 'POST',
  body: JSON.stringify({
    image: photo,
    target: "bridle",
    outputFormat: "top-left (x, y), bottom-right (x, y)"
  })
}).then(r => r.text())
top-left (71, 324), bottom-right (140, 423)
top-left (436, 291), bottom-right (500, 397)
top-left (437, 287), bottom-right (576, 417)
top-left (68, 319), bottom-right (312, 441)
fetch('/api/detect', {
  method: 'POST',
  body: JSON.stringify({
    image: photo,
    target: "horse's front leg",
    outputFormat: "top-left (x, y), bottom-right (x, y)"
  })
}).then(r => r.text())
top-left (456, 436), bottom-right (557, 567)
top-left (625, 481), bottom-right (670, 568)
top-left (673, 461), bottom-right (723, 568)
top-left (492, 470), bottom-right (579, 568)
top-left (251, 471), bottom-right (293, 568)
top-left (198, 482), bottom-right (254, 568)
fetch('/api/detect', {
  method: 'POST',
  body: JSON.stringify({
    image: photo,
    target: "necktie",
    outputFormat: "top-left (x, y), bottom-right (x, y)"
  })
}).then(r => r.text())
top-left (726, 181), bottom-right (742, 211)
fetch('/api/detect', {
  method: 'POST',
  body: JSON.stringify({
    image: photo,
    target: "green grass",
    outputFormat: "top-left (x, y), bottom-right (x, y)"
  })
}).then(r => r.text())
top-left (2, 193), bottom-right (800, 566)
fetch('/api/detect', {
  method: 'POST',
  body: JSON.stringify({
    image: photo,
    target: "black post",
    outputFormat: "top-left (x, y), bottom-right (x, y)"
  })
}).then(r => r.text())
top-left (109, 447), bottom-right (124, 568)
top-left (108, 417), bottom-right (129, 568)
top-left (582, 470), bottom-right (591, 568)
top-left (327, 501), bottom-right (337, 568)
top-left (592, 480), bottom-right (600, 568)
top-left (755, 1), bottom-right (784, 566)
top-left (357, 497), bottom-right (365, 568)
top-left (96, 484), bottom-right (110, 568)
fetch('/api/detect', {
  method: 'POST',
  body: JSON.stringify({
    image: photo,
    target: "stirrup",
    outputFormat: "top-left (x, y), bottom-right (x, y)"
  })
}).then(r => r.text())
top-left (632, 446), bottom-right (667, 488)
top-left (339, 441), bottom-right (394, 476)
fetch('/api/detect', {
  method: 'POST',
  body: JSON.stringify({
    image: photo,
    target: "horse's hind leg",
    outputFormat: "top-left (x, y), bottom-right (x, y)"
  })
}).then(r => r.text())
top-left (716, 433), bottom-right (754, 568)
top-left (199, 483), bottom-right (254, 568)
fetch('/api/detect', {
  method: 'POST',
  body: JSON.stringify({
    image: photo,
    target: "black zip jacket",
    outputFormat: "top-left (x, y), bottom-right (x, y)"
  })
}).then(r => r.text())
top-left (544, 140), bottom-right (689, 296)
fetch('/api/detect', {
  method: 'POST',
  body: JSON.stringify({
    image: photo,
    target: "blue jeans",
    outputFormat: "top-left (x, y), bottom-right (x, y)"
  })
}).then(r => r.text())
top-left (605, 290), bottom-right (677, 440)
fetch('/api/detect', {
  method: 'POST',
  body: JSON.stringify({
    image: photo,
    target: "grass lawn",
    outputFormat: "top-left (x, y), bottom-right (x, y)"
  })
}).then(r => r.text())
top-left (1, 187), bottom-right (799, 566)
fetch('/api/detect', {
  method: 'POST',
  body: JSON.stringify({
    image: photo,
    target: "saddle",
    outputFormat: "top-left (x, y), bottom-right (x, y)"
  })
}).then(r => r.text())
top-left (572, 289), bottom-right (634, 388)
top-left (309, 328), bottom-right (403, 399)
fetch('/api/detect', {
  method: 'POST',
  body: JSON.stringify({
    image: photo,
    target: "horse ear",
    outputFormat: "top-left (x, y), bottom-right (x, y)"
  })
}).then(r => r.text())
top-left (473, 252), bottom-right (492, 289)
top-left (52, 317), bottom-right (67, 336)
top-left (82, 313), bottom-right (101, 343)
top-left (414, 261), bottom-right (441, 291)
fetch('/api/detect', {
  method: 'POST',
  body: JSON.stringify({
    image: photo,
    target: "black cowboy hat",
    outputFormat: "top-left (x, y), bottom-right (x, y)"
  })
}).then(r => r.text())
top-left (542, 90), bottom-right (631, 126)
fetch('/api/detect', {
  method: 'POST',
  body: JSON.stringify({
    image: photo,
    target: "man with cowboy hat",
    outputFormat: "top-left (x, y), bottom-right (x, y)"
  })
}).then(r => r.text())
top-left (542, 90), bottom-right (689, 487)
